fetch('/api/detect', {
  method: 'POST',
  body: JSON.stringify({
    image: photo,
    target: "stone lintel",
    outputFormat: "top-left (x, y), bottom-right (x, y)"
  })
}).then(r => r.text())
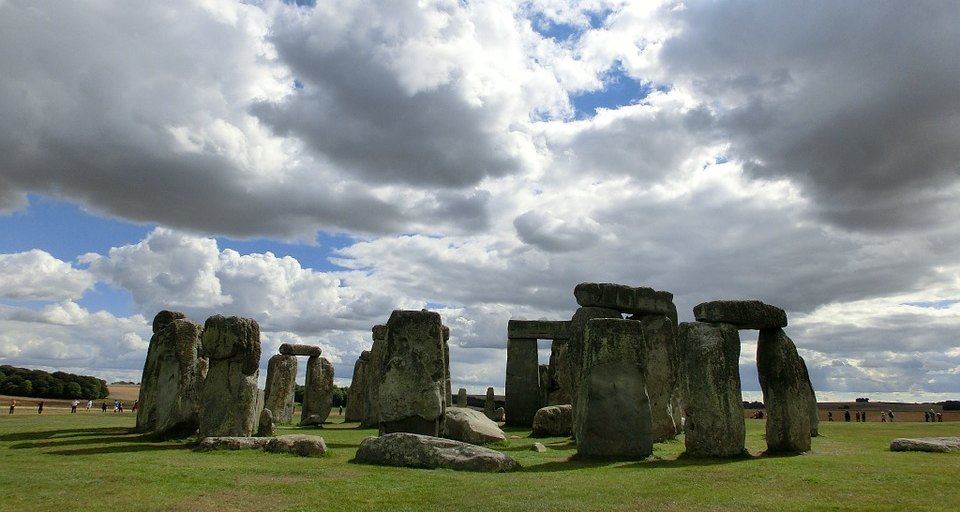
top-left (507, 320), bottom-right (571, 340)
top-left (574, 282), bottom-right (674, 315)
top-left (693, 300), bottom-right (787, 329)
top-left (278, 343), bottom-right (323, 357)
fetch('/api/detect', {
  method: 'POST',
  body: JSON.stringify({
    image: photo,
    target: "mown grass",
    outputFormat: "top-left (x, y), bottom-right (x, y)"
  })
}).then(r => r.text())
top-left (1, 411), bottom-right (957, 512)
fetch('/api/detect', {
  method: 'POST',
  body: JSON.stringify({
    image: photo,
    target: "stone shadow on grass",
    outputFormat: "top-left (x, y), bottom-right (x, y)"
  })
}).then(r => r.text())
top-left (0, 426), bottom-right (129, 443)
top-left (47, 443), bottom-right (189, 456)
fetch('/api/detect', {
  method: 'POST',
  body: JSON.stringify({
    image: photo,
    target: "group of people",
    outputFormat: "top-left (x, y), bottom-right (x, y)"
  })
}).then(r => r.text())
top-left (925, 410), bottom-right (944, 422)
top-left (7, 398), bottom-right (139, 414)
top-left (829, 410), bottom-right (873, 422)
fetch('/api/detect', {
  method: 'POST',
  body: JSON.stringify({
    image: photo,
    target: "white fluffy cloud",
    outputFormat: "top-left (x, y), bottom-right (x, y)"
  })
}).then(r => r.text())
top-left (0, 250), bottom-right (94, 300)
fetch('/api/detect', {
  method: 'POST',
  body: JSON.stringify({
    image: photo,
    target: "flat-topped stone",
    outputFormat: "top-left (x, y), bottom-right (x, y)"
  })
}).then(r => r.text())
top-left (507, 320), bottom-right (571, 340)
top-left (693, 300), bottom-right (787, 329)
top-left (890, 437), bottom-right (960, 452)
top-left (354, 433), bottom-right (520, 472)
top-left (279, 343), bottom-right (322, 357)
top-left (574, 283), bottom-right (674, 315)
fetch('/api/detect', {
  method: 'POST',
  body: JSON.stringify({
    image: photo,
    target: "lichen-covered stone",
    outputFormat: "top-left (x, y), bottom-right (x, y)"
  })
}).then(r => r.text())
top-left (574, 283), bottom-right (675, 316)
top-left (377, 310), bottom-right (446, 435)
top-left (757, 328), bottom-right (814, 453)
top-left (546, 340), bottom-right (571, 405)
top-left (575, 319), bottom-right (653, 459)
top-left (505, 337), bottom-right (539, 427)
top-left (633, 314), bottom-right (683, 442)
top-left (264, 435), bottom-right (327, 457)
top-left (693, 300), bottom-right (787, 329)
top-left (136, 310), bottom-right (187, 433)
top-left (345, 351), bottom-right (369, 422)
top-left (457, 388), bottom-right (467, 407)
top-left (257, 408), bottom-right (274, 437)
top-left (263, 354), bottom-right (297, 424)
top-left (198, 315), bottom-right (262, 438)
top-left (301, 356), bottom-right (334, 426)
top-left (890, 437), bottom-right (960, 452)
top-left (532, 404), bottom-right (573, 437)
top-left (443, 407), bottom-right (506, 445)
top-left (507, 320), bottom-right (571, 340)
top-left (195, 436), bottom-right (270, 451)
top-left (152, 318), bottom-right (207, 438)
top-left (354, 433), bottom-right (520, 472)
top-left (360, 331), bottom-right (385, 428)
top-left (566, 307), bottom-right (622, 426)
top-left (679, 321), bottom-right (745, 457)
top-left (278, 343), bottom-right (322, 357)
top-left (484, 387), bottom-right (496, 420)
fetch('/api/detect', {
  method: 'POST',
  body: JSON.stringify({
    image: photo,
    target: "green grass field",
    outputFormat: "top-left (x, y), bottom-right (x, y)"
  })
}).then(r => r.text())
top-left (1, 411), bottom-right (957, 512)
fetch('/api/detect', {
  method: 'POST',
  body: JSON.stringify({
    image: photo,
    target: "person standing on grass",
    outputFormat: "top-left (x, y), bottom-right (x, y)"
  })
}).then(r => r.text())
top-left (37, 400), bottom-right (44, 414)
top-left (101, 401), bottom-right (107, 413)
top-left (71, 399), bottom-right (79, 413)
top-left (8, 399), bottom-right (15, 414)
top-left (87, 400), bottom-right (93, 411)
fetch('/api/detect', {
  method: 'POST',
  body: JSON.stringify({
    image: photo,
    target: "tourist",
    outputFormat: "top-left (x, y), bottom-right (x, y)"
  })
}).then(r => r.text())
top-left (118, 401), bottom-right (124, 413)
top-left (86, 399), bottom-right (93, 411)
top-left (37, 400), bottom-right (44, 414)
top-left (132, 400), bottom-right (139, 412)
top-left (113, 399), bottom-right (119, 412)
top-left (827, 411), bottom-right (833, 422)
top-left (937, 412), bottom-right (943, 422)
top-left (71, 399), bottom-right (79, 413)
top-left (861, 411), bottom-right (867, 422)
top-left (101, 401), bottom-right (108, 413)
top-left (844, 410), bottom-right (851, 422)
top-left (881, 411), bottom-right (886, 422)
top-left (855, 411), bottom-right (860, 422)
top-left (8, 399), bottom-right (15, 414)
top-left (888, 410), bottom-right (895, 422)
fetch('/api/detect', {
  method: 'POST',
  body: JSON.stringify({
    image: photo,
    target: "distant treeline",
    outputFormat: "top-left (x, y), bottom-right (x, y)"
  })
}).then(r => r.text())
top-left (0, 365), bottom-right (109, 400)
top-left (941, 401), bottom-right (960, 411)
top-left (294, 384), bottom-right (348, 407)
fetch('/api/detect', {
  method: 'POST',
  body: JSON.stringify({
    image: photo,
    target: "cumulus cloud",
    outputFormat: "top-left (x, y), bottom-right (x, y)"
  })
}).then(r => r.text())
top-left (0, 250), bottom-right (94, 300)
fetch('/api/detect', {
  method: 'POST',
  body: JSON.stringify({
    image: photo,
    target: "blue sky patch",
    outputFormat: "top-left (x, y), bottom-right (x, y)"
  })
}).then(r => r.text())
top-left (571, 66), bottom-right (654, 119)
top-left (904, 300), bottom-right (959, 310)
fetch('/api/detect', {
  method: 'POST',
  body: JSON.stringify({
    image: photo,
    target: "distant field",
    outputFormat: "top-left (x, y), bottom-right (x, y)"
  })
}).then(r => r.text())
top-left (1, 406), bottom-right (959, 511)
top-left (1, 384), bottom-right (141, 413)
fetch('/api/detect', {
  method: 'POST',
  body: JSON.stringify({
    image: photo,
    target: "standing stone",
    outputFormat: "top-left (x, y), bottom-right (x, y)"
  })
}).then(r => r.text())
top-left (377, 310), bottom-right (446, 435)
top-left (546, 341), bottom-right (571, 405)
top-left (263, 354), bottom-right (297, 424)
top-left (537, 364), bottom-right (551, 408)
top-left (257, 408), bottom-right (273, 437)
top-left (484, 387), bottom-right (496, 420)
top-left (801, 356), bottom-right (820, 437)
top-left (345, 351), bottom-right (369, 422)
top-left (757, 328), bottom-right (813, 453)
top-left (360, 326), bottom-right (387, 428)
top-left (198, 315), bottom-right (262, 438)
top-left (443, 325), bottom-right (452, 408)
top-left (457, 388), bottom-right (468, 408)
top-left (575, 318), bottom-right (653, 459)
top-left (136, 310), bottom-right (186, 433)
top-left (679, 321), bottom-right (745, 457)
top-left (566, 306), bottom-right (621, 426)
top-left (632, 314), bottom-right (683, 442)
top-left (153, 318), bottom-right (208, 437)
top-left (504, 337), bottom-right (539, 427)
top-left (301, 356), bottom-right (334, 426)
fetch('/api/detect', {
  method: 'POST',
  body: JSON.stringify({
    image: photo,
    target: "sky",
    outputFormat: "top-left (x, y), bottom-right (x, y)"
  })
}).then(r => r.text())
top-left (1, 0), bottom-right (959, 403)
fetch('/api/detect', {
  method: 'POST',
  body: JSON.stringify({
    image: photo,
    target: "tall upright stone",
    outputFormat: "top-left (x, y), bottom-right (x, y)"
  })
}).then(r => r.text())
top-left (679, 321), bottom-right (745, 457)
top-left (505, 337), bottom-right (539, 427)
top-left (566, 306), bottom-right (621, 426)
top-left (632, 314), bottom-right (683, 442)
top-left (301, 356), bottom-right (334, 426)
top-left (757, 328), bottom-right (816, 453)
top-left (198, 315), bottom-right (262, 438)
top-left (575, 318), bottom-right (653, 459)
top-left (442, 325), bottom-right (452, 408)
top-left (800, 356), bottom-right (820, 437)
top-left (136, 310), bottom-right (186, 433)
top-left (345, 351), bottom-right (369, 422)
top-left (152, 318), bottom-right (207, 437)
top-left (457, 388), bottom-right (468, 408)
top-left (377, 310), bottom-right (446, 435)
top-left (484, 387), bottom-right (496, 420)
top-left (360, 325), bottom-right (387, 428)
top-left (263, 354), bottom-right (297, 424)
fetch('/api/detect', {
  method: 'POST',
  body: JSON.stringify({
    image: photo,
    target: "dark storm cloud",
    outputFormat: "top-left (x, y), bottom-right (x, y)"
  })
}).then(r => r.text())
top-left (659, 2), bottom-right (960, 233)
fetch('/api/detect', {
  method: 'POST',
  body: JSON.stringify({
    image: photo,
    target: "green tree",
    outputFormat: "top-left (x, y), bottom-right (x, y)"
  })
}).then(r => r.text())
top-left (66, 381), bottom-right (83, 398)
top-left (19, 379), bottom-right (33, 396)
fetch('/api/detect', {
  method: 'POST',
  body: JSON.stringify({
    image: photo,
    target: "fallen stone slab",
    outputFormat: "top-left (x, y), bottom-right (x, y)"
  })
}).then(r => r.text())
top-left (693, 300), bottom-right (787, 329)
top-left (890, 437), bottom-right (960, 453)
top-left (195, 437), bottom-right (270, 451)
top-left (354, 433), bottom-right (520, 472)
top-left (265, 435), bottom-right (328, 457)
top-left (279, 343), bottom-right (323, 357)
top-left (532, 405), bottom-right (573, 437)
top-left (444, 407), bottom-right (506, 445)
top-left (574, 283), bottom-right (675, 316)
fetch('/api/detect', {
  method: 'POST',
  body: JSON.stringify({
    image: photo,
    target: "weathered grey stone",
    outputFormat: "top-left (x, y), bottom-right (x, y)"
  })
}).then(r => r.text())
top-left (507, 320), bottom-right (571, 340)
top-left (152, 318), bottom-right (207, 438)
top-left (198, 315), bottom-right (261, 438)
top-left (546, 340), bottom-right (571, 405)
top-left (377, 310), bottom-right (446, 436)
top-left (632, 314), bottom-right (683, 442)
top-left (758, 328), bottom-right (814, 453)
top-left (566, 306), bottom-right (622, 426)
top-left (532, 404), bottom-right (573, 437)
top-left (890, 437), bottom-right (960, 452)
top-left (505, 337), bottom-right (539, 427)
top-left (444, 407), bottom-right (507, 445)
top-left (537, 364), bottom-right (551, 408)
top-left (263, 354), bottom-right (297, 424)
top-left (531, 442), bottom-right (547, 453)
top-left (574, 282), bottom-right (675, 316)
top-left (443, 330), bottom-right (452, 409)
top-left (301, 356), bottom-right (334, 426)
top-left (278, 343), bottom-right (322, 357)
top-left (354, 433), bottom-right (520, 472)
top-left (494, 407), bottom-right (505, 422)
top-left (264, 435), bottom-right (328, 457)
top-left (360, 331), bottom-right (385, 428)
top-left (800, 356), bottom-right (820, 437)
top-left (257, 408), bottom-right (274, 437)
top-left (195, 436), bottom-right (270, 451)
top-left (679, 321), bottom-right (745, 457)
top-left (484, 387), bottom-right (496, 420)
top-left (575, 319), bottom-right (653, 459)
top-left (136, 310), bottom-right (187, 433)
top-left (345, 351), bottom-right (369, 422)
top-left (456, 388), bottom-right (467, 408)
top-left (693, 300), bottom-right (787, 329)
